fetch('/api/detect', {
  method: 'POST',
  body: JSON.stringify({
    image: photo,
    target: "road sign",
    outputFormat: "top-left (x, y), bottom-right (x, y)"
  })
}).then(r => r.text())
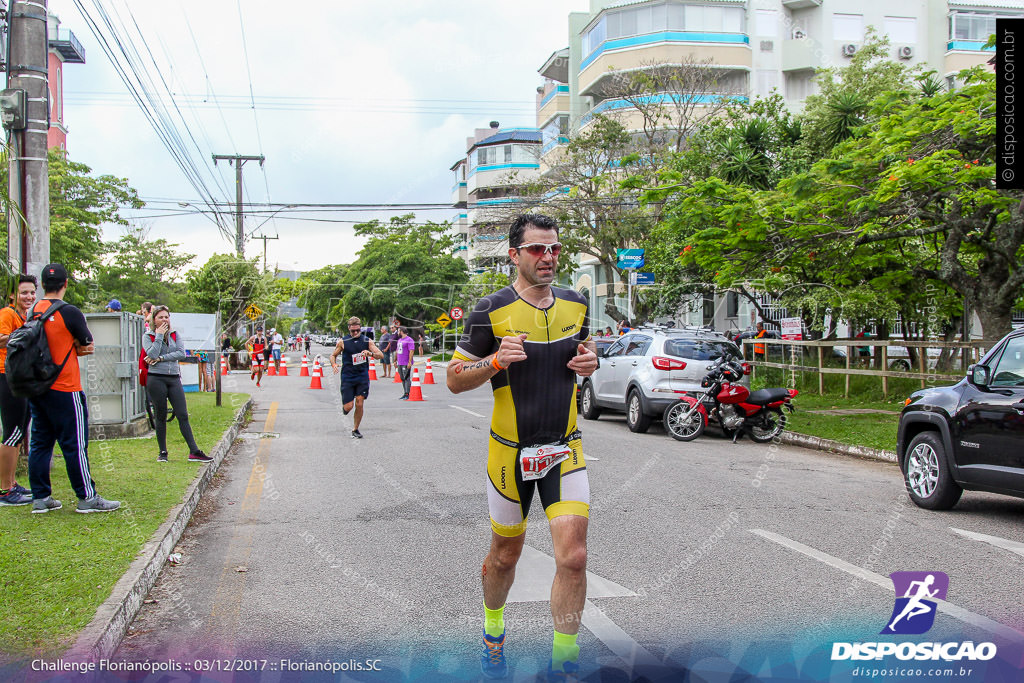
top-left (437, 313), bottom-right (452, 328)
top-left (244, 304), bottom-right (263, 320)
top-left (450, 307), bottom-right (464, 320)
top-left (616, 248), bottom-right (645, 269)
top-left (634, 272), bottom-right (655, 285)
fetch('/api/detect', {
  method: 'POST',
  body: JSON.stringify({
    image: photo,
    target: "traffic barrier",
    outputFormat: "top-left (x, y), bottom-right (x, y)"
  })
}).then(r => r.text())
top-left (408, 367), bottom-right (424, 402)
top-left (423, 360), bottom-right (435, 384)
top-left (280, 356), bottom-right (288, 376)
top-left (220, 355), bottom-right (228, 376)
top-left (368, 358), bottom-right (378, 381)
top-left (309, 359), bottom-right (323, 390)
top-left (300, 355), bottom-right (310, 377)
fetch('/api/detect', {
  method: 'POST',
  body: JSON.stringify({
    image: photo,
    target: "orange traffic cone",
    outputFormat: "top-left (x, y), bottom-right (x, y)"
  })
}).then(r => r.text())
top-left (393, 367), bottom-right (402, 383)
top-left (408, 367), bottom-right (424, 401)
top-left (300, 355), bottom-right (310, 377)
top-left (280, 356), bottom-right (288, 376)
top-left (423, 360), bottom-right (435, 384)
top-left (267, 358), bottom-right (277, 376)
top-left (220, 355), bottom-right (228, 375)
top-left (368, 359), bottom-right (378, 381)
top-left (309, 359), bottom-right (323, 390)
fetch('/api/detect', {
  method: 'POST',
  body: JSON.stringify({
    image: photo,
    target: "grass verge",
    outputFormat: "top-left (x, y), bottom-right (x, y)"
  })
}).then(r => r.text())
top-left (0, 392), bottom-right (248, 658)
top-left (784, 393), bottom-right (902, 452)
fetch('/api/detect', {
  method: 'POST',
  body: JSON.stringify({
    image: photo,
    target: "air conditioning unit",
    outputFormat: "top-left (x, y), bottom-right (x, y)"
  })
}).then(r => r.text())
top-left (792, 28), bottom-right (806, 40)
top-left (760, 40), bottom-right (774, 52)
top-left (898, 45), bottom-right (914, 60)
top-left (841, 43), bottom-right (858, 57)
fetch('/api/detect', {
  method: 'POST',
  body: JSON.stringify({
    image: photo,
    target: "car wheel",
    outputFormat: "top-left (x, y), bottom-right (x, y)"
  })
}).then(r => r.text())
top-left (663, 400), bottom-right (705, 441)
top-left (902, 432), bottom-right (962, 510)
top-left (626, 389), bottom-right (651, 433)
top-left (891, 359), bottom-right (911, 371)
top-left (581, 381), bottom-right (601, 420)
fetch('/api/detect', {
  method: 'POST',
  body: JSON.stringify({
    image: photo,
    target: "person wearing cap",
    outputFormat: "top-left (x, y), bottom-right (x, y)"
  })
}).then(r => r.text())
top-left (270, 328), bottom-right (285, 372)
top-left (28, 264), bottom-right (120, 514)
top-left (105, 299), bottom-right (122, 313)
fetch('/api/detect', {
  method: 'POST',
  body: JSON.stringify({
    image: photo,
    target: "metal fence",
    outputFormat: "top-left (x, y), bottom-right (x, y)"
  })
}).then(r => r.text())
top-left (80, 312), bottom-right (146, 427)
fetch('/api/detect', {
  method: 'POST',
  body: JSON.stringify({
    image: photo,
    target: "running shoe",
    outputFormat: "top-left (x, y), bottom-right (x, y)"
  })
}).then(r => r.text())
top-left (75, 495), bottom-right (121, 513)
top-left (12, 482), bottom-right (30, 496)
top-left (157, 451), bottom-right (168, 463)
top-left (544, 660), bottom-right (579, 682)
top-left (31, 496), bottom-right (62, 514)
top-left (351, 429), bottom-right (363, 439)
top-left (188, 450), bottom-right (213, 463)
top-left (481, 630), bottom-right (508, 679)
top-left (0, 490), bottom-right (31, 506)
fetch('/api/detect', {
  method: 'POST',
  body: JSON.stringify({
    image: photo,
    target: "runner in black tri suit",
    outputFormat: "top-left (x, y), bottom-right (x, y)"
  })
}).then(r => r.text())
top-left (330, 316), bottom-right (383, 439)
top-left (447, 214), bottom-right (598, 680)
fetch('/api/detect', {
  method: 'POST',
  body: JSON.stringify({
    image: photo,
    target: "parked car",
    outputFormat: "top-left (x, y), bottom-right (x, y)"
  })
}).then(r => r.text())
top-left (898, 327), bottom-right (1024, 510)
top-left (578, 326), bottom-right (747, 433)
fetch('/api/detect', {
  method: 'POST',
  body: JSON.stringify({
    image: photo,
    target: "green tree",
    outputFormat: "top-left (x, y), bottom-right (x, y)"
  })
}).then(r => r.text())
top-left (185, 253), bottom-right (271, 331)
top-left (295, 264), bottom-right (349, 331)
top-left (95, 225), bottom-right (194, 311)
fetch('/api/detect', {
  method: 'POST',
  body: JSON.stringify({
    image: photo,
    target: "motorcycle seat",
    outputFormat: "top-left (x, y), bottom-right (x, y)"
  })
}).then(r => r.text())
top-left (746, 388), bottom-right (791, 405)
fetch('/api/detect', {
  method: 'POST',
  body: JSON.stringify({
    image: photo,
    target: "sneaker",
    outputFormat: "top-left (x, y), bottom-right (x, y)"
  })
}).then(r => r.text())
top-left (545, 660), bottom-right (579, 682)
top-left (481, 630), bottom-right (507, 679)
top-left (157, 451), bottom-right (168, 463)
top-left (351, 429), bottom-right (363, 439)
top-left (12, 482), bottom-right (30, 496)
top-left (0, 490), bottom-right (31, 506)
top-left (31, 496), bottom-right (62, 514)
top-left (75, 495), bottom-right (121, 513)
top-left (188, 451), bottom-right (213, 463)
top-left (399, 395), bottom-right (409, 400)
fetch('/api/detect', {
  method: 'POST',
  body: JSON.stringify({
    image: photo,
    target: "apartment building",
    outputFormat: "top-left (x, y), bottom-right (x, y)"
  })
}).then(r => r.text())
top-left (47, 13), bottom-right (87, 152)
top-left (530, 0), bottom-right (1016, 333)
top-left (450, 122), bottom-right (542, 271)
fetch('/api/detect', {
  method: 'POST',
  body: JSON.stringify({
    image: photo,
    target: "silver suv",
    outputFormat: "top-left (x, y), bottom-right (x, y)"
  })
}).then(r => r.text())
top-left (579, 327), bottom-right (747, 433)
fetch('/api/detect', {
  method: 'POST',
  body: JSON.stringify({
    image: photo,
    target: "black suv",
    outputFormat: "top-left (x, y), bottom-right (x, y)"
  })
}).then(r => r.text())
top-left (898, 328), bottom-right (1024, 510)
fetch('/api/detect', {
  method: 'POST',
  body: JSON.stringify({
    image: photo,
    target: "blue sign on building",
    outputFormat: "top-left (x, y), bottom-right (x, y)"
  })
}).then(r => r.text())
top-left (634, 272), bottom-right (655, 285)
top-left (616, 248), bottom-right (645, 269)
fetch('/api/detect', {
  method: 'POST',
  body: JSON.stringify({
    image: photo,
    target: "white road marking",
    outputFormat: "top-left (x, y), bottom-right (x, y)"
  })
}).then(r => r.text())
top-left (950, 527), bottom-right (1024, 559)
top-left (507, 545), bottom-right (659, 670)
top-left (449, 405), bottom-right (486, 418)
top-left (585, 454), bottom-right (599, 461)
top-left (750, 528), bottom-right (1024, 644)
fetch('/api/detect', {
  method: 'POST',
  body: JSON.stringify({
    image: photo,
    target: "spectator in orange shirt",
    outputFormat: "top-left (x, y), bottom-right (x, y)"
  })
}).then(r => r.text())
top-left (0, 275), bottom-right (37, 506)
top-left (27, 264), bottom-right (120, 514)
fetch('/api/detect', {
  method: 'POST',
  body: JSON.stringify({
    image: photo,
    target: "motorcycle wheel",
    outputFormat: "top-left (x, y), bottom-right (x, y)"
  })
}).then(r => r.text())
top-left (663, 401), bottom-right (705, 442)
top-left (748, 407), bottom-right (786, 443)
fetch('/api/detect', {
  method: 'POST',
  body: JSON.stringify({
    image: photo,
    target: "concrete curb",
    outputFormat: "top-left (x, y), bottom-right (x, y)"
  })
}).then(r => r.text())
top-left (68, 396), bottom-right (254, 661)
top-left (780, 430), bottom-right (897, 464)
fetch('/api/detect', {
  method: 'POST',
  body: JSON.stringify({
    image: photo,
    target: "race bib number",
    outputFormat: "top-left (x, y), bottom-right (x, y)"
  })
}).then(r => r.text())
top-left (520, 443), bottom-right (572, 482)
top-left (352, 352), bottom-right (366, 365)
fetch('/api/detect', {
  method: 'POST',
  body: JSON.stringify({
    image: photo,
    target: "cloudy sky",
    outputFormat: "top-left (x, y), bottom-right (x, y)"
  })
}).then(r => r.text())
top-left (49, 0), bottom-right (585, 273)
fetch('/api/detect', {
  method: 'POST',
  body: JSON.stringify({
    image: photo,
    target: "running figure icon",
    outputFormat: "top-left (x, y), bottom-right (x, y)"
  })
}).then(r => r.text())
top-left (882, 571), bottom-right (949, 635)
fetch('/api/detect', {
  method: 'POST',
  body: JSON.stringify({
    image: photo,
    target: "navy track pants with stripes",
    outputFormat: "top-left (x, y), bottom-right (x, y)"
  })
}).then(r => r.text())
top-left (28, 390), bottom-right (96, 501)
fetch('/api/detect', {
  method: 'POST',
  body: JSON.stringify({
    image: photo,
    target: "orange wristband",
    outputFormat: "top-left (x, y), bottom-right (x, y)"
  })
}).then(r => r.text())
top-left (491, 355), bottom-right (505, 372)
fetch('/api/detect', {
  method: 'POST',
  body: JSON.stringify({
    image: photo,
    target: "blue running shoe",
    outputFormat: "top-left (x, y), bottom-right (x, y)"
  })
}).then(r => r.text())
top-left (481, 629), bottom-right (508, 679)
top-left (545, 659), bottom-right (579, 682)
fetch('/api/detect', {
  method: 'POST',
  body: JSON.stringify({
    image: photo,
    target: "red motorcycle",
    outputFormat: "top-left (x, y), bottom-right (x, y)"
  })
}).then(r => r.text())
top-left (663, 357), bottom-right (797, 442)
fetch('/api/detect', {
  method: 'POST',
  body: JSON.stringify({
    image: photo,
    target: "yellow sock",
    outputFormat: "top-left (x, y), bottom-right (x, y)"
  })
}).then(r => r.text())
top-left (551, 630), bottom-right (579, 670)
top-left (484, 601), bottom-right (505, 638)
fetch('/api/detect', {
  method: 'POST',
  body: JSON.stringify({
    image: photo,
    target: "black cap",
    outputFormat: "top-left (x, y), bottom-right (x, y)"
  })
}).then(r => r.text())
top-left (42, 263), bottom-right (68, 281)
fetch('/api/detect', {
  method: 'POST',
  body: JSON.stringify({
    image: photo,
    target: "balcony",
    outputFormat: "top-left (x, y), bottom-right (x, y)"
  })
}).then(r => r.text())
top-left (537, 84), bottom-right (570, 128)
top-left (451, 181), bottom-right (467, 208)
top-left (579, 93), bottom-right (748, 131)
top-left (781, 38), bottom-right (816, 72)
top-left (48, 28), bottom-right (86, 64)
top-left (781, 0), bottom-right (821, 8)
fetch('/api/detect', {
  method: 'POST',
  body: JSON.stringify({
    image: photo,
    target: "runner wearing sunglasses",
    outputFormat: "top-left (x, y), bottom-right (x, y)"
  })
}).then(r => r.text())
top-left (447, 213), bottom-right (598, 679)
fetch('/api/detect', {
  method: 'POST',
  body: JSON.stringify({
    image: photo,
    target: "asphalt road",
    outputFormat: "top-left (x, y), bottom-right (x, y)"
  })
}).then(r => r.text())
top-left (114, 344), bottom-right (1024, 681)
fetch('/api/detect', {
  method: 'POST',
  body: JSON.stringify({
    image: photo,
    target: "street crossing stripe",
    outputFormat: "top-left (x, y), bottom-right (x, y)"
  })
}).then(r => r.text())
top-left (449, 405), bottom-right (486, 418)
top-left (750, 529), bottom-right (1024, 644)
top-left (950, 527), bottom-right (1024, 559)
top-left (580, 599), bottom-right (661, 671)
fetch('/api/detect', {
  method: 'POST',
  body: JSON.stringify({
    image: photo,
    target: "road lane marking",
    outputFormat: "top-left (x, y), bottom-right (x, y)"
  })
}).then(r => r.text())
top-left (750, 529), bottom-right (1024, 644)
top-left (449, 404), bottom-right (486, 418)
top-left (506, 545), bottom-right (658, 670)
top-left (950, 527), bottom-right (1024, 559)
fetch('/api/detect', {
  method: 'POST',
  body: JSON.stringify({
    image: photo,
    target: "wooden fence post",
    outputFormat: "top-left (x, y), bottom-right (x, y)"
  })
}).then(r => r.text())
top-left (818, 345), bottom-right (824, 395)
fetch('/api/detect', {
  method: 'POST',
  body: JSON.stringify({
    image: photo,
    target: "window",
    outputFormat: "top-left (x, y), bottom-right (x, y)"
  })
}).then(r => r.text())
top-left (991, 337), bottom-right (1024, 387)
top-left (663, 339), bottom-right (740, 361)
top-left (757, 69), bottom-right (779, 97)
top-left (604, 339), bottom-right (626, 357)
top-left (786, 72), bottom-right (817, 101)
top-left (476, 147), bottom-right (496, 167)
top-left (727, 292), bottom-right (739, 319)
top-left (951, 12), bottom-right (997, 42)
top-left (584, 16), bottom-right (606, 55)
top-left (884, 16), bottom-right (916, 44)
top-left (624, 335), bottom-right (651, 356)
top-left (755, 9), bottom-right (777, 37)
top-left (504, 145), bottom-right (513, 163)
top-left (833, 13), bottom-right (863, 41)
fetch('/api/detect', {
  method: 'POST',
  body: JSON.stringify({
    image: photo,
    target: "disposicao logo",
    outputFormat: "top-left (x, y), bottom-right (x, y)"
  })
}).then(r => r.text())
top-left (882, 571), bottom-right (948, 635)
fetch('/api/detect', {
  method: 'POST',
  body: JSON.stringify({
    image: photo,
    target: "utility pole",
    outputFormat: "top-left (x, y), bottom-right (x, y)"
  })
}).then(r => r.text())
top-left (252, 233), bottom-right (278, 272)
top-left (6, 0), bottom-right (51, 277)
top-left (212, 153), bottom-right (264, 257)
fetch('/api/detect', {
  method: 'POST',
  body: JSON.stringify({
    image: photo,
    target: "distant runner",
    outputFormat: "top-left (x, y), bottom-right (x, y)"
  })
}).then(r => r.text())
top-left (330, 316), bottom-right (383, 439)
top-left (246, 326), bottom-right (268, 388)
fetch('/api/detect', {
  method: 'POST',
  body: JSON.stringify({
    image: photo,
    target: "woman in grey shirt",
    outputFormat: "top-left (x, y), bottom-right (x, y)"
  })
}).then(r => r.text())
top-left (143, 306), bottom-right (211, 463)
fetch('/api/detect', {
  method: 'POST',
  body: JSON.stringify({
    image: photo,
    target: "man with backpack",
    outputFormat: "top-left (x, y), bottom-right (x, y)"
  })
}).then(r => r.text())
top-left (22, 264), bottom-right (120, 513)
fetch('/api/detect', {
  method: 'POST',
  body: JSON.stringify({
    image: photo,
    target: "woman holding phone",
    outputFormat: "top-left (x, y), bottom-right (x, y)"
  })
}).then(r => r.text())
top-left (143, 306), bottom-right (211, 463)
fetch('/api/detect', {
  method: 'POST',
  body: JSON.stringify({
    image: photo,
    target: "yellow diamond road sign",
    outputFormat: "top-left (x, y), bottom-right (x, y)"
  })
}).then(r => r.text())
top-left (437, 313), bottom-right (452, 328)
top-left (245, 304), bottom-right (263, 320)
